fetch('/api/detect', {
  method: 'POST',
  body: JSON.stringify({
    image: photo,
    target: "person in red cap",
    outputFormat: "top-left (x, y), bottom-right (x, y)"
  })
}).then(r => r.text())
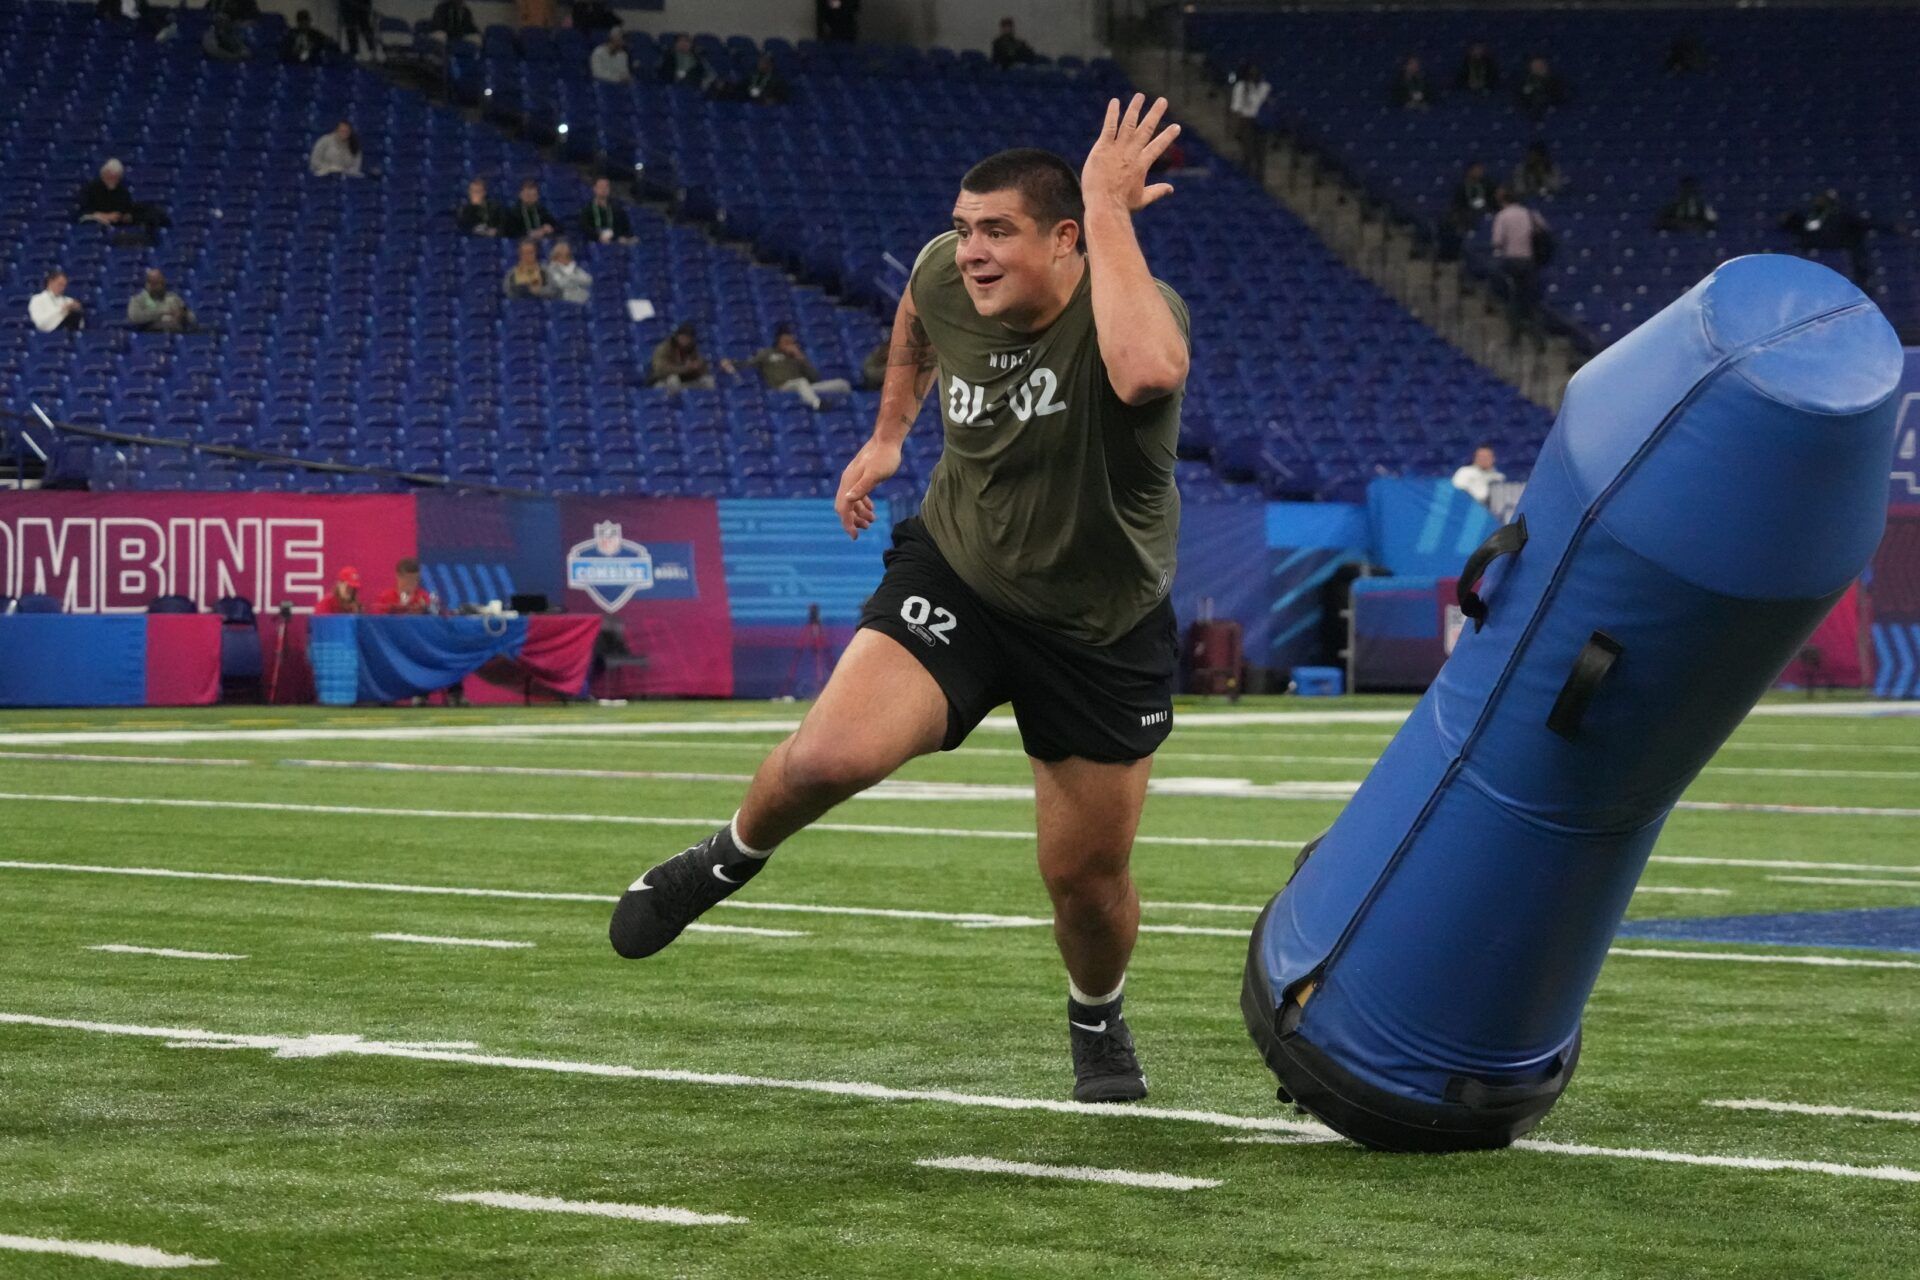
top-left (314, 566), bottom-right (362, 614)
top-left (373, 557), bottom-right (436, 615)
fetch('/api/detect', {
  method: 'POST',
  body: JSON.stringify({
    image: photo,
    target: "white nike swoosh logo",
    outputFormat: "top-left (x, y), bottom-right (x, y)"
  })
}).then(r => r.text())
top-left (627, 875), bottom-right (651, 892)
top-left (711, 865), bottom-right (741, 885)
top-left (1069, 1019), bottom-right (1108, 1034)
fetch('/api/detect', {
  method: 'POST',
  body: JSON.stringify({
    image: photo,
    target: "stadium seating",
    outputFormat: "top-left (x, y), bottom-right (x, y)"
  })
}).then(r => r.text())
top-left (1183, 7), bottom-right (1920, 352)
top-left (0, 0), bottom-right (1550, 503)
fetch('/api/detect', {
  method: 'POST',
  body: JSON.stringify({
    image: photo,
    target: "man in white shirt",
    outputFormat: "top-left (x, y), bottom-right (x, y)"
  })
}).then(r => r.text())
top-left (590, 30), bottom-right (630, 83)
top-left (29, 270), bottom-right (84, 333)
top-left (1229, 62), bottom-right (1272, 179)
top-left (1451, 445), bottom-right (1505, 506)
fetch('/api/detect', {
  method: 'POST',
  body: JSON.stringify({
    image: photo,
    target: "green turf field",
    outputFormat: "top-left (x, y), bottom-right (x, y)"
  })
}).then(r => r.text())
top-left (2, 697), bottom-right (1917, 1278)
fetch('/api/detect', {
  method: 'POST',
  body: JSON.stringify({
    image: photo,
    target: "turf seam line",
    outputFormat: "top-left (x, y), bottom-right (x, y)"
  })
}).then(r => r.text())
top-left (915, 1156), bottom-right (1221, 1191)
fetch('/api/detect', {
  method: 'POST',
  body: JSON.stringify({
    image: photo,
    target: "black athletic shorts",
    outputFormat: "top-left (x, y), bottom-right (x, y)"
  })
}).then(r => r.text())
top-left (856, 517), bottom-right (1177, 763)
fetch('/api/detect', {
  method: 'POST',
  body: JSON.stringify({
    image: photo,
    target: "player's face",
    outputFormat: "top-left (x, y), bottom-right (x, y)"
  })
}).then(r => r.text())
top-left (951, 188), bottom-right (1075, 323)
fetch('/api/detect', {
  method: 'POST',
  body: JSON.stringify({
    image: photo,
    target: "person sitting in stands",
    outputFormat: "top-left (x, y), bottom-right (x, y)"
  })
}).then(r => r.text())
top-left (458, 178), bottom-right (503, 236)
top-left (282, 11), bottom-right (336, 65)
top-left (544, 239), bottom-right (593, 304)
top-left (740, 323), bottom-right (850, 410)
top-left (507, 179), bottom-right (559, 239)
top-left (649, 323), bottom-right (720, 391)
top-left (428, 0), bottom-right (480, 42)
top-left (202, 13), bottom-right (250, 61)
top-left (590, 30), bottom-right (631, 83)
top-left (374, 557), bottom-right (436, 614)
top-left (309, 121), bottom-right (364, 177)
top-left (746, 52), bottom-right (788, 104)
top-left (503, 239), bottom-right (552, 299)
top-left (1390, 55), bottom-right (1432, 108)
top-left (314, 566), bottom-right (362, 614)
top-left (76, 158), bottom-right (166, 235)
top-left (578, 176), bottom-right (635, 243)
top-left (658, 34), bottom-right (715, 88)
top-left (1656, 176), bottom-right (1718, 232)
top-left (29, 269), bottom-right (85, 333)
top-left (1455, 41), bottom-right (1499, 94)
top-left (1516, 56), bottom-right (1569, 118)
top-left (126, 269), bottom-right (196, 332)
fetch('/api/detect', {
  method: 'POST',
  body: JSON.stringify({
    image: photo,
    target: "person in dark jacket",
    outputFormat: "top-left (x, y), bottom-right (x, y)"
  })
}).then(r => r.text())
top-left (1455, 42), bottom-right (1499, 94)
top-left (1390, 55), bottom-right (1433, 109)
top-left (1515, 56), bottom-right (1568, 119)
top-left (1655, 176), bottom-right (1718, 232)
top-left (747, 53), bottom-right (789, 104)
top-left (427, 0), bottom-right (479, 42)
top-left (1439, 159), bottom-right (1494, 260)
top-left (570, 0), bottom-right (622, 39)
top-left (578, 177), bottom-right (636, 244)
top-left (506, 180), bottom-right (559, 240)
top-left (457, 178), bottom-right (504, 236)
top-left (76, 158), bottom-right (168, 237)
top-left (282, 10), bottom-right (337, 64)
top-left (1781, 189), bottom-right (1876, 284)
top-left (337, 0), bottom-right (377, 59)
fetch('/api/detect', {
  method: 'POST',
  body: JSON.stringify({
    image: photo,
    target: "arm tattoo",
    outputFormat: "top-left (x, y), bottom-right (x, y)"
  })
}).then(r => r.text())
top-left (890, 313), bottom-right (937, 372)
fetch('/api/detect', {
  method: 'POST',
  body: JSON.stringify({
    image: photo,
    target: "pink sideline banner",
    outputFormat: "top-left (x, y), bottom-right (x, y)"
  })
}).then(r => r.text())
top-left (0, 493), bottom-right (418, 613)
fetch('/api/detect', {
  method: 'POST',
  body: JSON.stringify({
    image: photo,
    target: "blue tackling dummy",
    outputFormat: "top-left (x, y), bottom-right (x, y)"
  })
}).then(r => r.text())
top-left (1242, 256), bottom-right (1904, 1152)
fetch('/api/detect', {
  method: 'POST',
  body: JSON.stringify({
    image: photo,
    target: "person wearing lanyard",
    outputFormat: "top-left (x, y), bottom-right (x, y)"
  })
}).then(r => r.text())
top-left (578, 177), bottom-right (636, 244)
top-left (511, 180), bottom-right (558, 239)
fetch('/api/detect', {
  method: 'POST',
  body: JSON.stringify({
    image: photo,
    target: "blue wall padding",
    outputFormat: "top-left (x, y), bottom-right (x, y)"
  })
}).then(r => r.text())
top-left (1245, 256), bottom-right (1905, 1151)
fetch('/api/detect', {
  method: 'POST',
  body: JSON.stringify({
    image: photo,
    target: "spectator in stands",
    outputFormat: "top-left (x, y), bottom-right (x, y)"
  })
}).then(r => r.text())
top-left (337, 0), bottom-right (378, 61)
top-left (860, 339), bottom-right (889, 391)
top-left (650, 323), bottom-right (719, 391)
top-left (1508, 139), bottom-right (1563, 200)
top-left (1455, 42), bottom-right (1499, 95)
top-left (1664, 33), bottom-right (1708, 76)
top-left (570, 0), bottom-right (622, 39)
top-left (76, 159), bottom-right (167, 237)
top-left (309, 121), bottom-right (364, 178)
top-left (590, 30), bottom-right (631, 83)
top-left (281, 10), bottom-right (336, 64)
top-left (741, 324), bottom-right (851, 410)
top-left (507, 180), bottom-right (559, 239)
top-left (29, 270), bottom-right (84, 334)
top-left (992, 17), bottom-right (1040, 69)
top-left (375, 557), bottom-right (435, 614)
top-left (209, 0), bottom-right (261, 25)
top-left (428, 0), bottom-right (480, 43)
top-left (1515, 56), bottom-right (1568, 119)
top-left (1655, 176), bottom-right (1718, 232)
top-left (659, 34), bottom-right (715, 89)
top-left (579, 177), bottom-right (635, 243)
top-left (1451, 445), bottom-right (1505, 507)
top-left (1491, 188), bottom-right (1548, 344)
top-left (126, 269), bottom-right (196, 333)
top-left (503, 240), bottom-right (552, 299)
top-left (202, 13), bottom-right (250, 61)
top-left (314, 566), bottom-right (362, 614)
top-left (1440, 159), bottom-right (1494, 260)
top-left (1781, 189), bottom-right (1875, 284)
top-left (1390, 55), bottom-right (1432, 109)
top-left (746, 52), bottom-right (789, 104)
top-left (816, 0), bottom-right (858, 43)
top-left (1228, 62), bottom-right (1271, 179)
top-left (544, 240), bottom-right (593, 304)
top-left (458, 178), bottom-right (503, 236)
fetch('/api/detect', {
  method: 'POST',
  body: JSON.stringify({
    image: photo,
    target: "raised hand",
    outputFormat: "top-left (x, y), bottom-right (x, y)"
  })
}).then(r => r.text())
top-left (1080, 94), bottom-right (1182, 215)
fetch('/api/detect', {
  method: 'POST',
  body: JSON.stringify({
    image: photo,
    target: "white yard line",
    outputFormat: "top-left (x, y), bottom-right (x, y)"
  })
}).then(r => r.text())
top-left (1653, 856), bottom-right (1920, 875)
top-left (915, 1156), bottom-right (1220, 1191)
top-left (1506, 1139), bottom-right (1920, 1182)
top-left (1631, 886), bottom-right (1733, 897)
top-left (7, 1011), bottom-right (1920, 1185)
top-left (0, 1234), bottom-right (217, 1270)
top-left (86, 944), bottom-right (246, 961)
top-left (1705, 1099), bottom-right (1920, 1125)
top-left (0, 792), bottom-right (1303, 849)
top-left (1709, 766), bottom-right (1920, 780)
top-left (372, 933), bottom-right (534, 950)
top-left (1675, 801), bottom-right (1920, 818)
top-left (0, 751), bottom-right (255, 767)
top-left (1607, 947), bottom-right (1920, 971)
top-left (1222, 1134), bottom-right (1343, 1146)
top-left (438, 1191), bottom-right (744, 1226)
top-left (1767, 875), bottom-right (1920, 890)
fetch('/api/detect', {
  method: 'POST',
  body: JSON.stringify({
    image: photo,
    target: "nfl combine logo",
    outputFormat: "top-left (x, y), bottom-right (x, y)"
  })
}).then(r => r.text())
top-left (567, 522), bottom-right (656, 612)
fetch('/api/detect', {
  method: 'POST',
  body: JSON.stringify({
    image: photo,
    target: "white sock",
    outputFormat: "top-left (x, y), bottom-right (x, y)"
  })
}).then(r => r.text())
top-left (728, 811), bottom-right (775, 859)
top-left (1068, 975), bottom-right (1125, 1007)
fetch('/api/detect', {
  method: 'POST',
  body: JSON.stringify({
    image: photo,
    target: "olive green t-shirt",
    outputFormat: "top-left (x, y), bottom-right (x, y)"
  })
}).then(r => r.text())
top-left (909, 232), bottom-right (1189, 646)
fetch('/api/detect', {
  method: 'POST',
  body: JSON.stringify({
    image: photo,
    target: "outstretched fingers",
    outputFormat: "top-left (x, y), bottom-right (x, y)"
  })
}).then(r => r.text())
top-left (1120, 92), bottom-right (1146, 135)
top-left (1141, 121), bottom-right (1181, 167)
top-left (1140, 182), bottom-right (1176, 208)
top-left (1100, 97), bottom-right (1120, 140)
top-left (1137, 96), bottom-right (1170, 140)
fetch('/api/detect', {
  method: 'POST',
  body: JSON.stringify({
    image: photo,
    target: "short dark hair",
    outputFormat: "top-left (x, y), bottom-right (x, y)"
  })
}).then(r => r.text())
top-left (396, 556), bottom-right (421, 574)
top-left (45, 268), bottom-right (64, 285)
top-left (960, 149), bottom-right (1085, 252)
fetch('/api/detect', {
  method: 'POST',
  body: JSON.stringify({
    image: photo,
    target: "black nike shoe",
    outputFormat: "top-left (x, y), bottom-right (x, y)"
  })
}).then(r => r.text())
top-left (1068, 998), bottom-right (1148, 1103)
top-left (608, 826), bottom-right (765, 959)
